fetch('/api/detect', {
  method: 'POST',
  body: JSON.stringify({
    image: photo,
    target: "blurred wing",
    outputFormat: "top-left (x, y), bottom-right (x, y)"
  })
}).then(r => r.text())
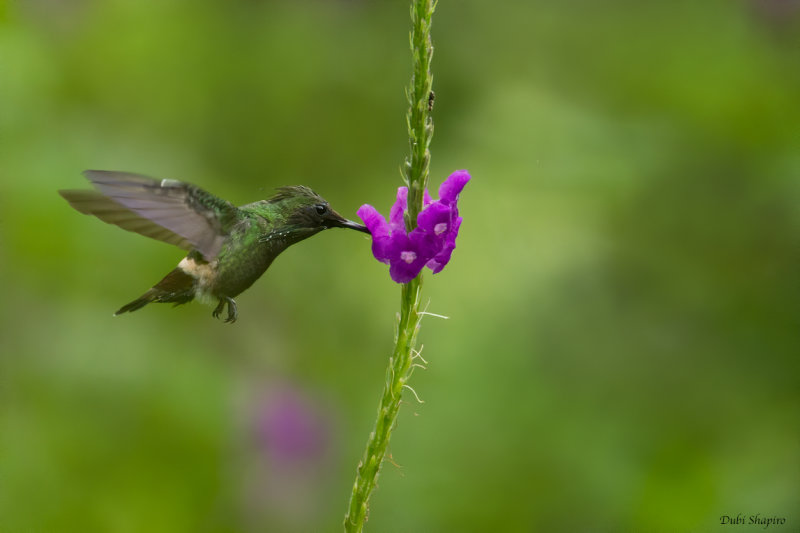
top-left (65, 170), bottom-right (239, 259)
top-left (58, 189), bottom-right (194, 251)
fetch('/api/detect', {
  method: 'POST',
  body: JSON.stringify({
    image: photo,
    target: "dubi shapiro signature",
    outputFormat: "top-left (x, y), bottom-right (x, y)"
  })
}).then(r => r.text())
top-left (720, 513), bottom-right (787, 528)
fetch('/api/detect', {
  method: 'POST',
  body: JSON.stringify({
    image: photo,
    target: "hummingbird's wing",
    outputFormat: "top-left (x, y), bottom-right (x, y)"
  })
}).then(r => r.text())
top-left (59, 189), bottom-right (196, 251)
top-left (60, 170), bottom-right (240, 260)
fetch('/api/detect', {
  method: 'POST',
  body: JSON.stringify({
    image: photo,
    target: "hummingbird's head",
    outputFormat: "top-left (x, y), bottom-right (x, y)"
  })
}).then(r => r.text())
top-left (271, 186), bottom-right (369, 235)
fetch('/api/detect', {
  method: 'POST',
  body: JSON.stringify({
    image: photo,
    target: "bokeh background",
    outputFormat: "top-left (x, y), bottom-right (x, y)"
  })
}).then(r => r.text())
top-left (2, 1), bottom-right (799, 531)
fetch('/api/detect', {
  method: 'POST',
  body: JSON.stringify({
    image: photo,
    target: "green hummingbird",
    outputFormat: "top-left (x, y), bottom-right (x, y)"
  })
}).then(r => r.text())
top-left (59, 170), bottom-right (369, 323)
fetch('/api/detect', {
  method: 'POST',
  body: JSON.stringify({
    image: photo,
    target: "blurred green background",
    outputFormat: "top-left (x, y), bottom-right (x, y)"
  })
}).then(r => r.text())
top-left (1, 1), bottom-right (799, 531)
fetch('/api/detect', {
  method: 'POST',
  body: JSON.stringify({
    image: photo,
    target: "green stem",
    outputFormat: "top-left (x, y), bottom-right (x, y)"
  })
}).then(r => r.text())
top-left (405, 0), bottom-right (435, 224)
top-left (343, 279), bottom-right (423, 532)
top-left (344, 1), bottom-right (434, 531)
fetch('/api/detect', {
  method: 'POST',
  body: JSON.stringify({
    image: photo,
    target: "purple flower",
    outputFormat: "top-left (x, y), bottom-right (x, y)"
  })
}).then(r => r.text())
top-left (254, 385), bottom-right (328, 464)
top-left (358, 170), bottom-right (470, 283)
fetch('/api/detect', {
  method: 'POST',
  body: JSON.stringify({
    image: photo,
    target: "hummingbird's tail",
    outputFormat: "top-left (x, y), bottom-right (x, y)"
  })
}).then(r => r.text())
top-left (114, 294), bottom-right (154, 314)
top-left (114, 268), bottom-right (195, 315)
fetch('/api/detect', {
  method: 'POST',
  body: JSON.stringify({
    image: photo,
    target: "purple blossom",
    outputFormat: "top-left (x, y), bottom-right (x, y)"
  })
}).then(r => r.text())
top-left (358, 170), bottom-right (470, 283)
top-left (248, 383), bottom-right (332, 525)
top-left (254, 385), bottom-right (328, 464)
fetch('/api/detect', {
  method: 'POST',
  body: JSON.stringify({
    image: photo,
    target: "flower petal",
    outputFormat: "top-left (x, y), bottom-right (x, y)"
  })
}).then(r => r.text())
top-left (389, 187), bottom-right (408, 231)
top-left (387, 231), bottom-right (428, 283)
top-left (438, 170), bottom-right (471, 206)
top-left (416, 201), bottom-right (452, 237)
top-left (409, 226), bottom-right (440, 261)
top-left (427, 216), bottom-right (461, 274)
top-left (357, 204), bottom-right (393, 264)
top-left (357, 204), bottom-right (390, 238)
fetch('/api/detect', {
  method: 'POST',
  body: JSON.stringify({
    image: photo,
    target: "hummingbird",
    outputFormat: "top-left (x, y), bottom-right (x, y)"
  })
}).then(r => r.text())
top-left (59, 170), bottom-right (369, 323)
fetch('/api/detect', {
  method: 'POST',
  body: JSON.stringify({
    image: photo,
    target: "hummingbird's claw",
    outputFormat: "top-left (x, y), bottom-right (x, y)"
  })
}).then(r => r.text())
top-left (212, 299), bottom-right (225, 320)
top-left (212, 296), bottom-right (237, 323)
top-left (224, 297), bottom-right (238, 323)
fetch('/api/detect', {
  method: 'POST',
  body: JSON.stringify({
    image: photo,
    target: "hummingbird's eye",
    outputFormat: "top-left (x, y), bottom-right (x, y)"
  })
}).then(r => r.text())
top-left (315, 204), bottom-right (328, 216)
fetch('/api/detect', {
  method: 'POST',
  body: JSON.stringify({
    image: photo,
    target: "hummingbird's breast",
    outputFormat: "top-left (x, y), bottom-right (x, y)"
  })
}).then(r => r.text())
top-left (206, 216), bottom-right (284, 298)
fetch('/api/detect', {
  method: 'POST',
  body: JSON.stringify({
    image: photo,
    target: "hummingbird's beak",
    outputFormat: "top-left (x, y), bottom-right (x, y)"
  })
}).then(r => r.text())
top-left (326, 209), bottom-right (370, 233)
top-left (337, 219), bottom-right (370, 233)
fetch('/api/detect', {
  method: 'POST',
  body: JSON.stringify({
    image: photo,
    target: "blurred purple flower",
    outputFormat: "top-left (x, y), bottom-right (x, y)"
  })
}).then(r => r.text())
top-left (246, 383), bottom-right (333, 527)
top-left (358, 170), bottom-right (470, 283)
top-left (255, 386), bottom-right (328, 464)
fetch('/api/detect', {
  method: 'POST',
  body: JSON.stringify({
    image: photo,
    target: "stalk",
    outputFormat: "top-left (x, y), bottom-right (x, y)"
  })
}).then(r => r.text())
top-left (343, 1), bottom-right (435, 531)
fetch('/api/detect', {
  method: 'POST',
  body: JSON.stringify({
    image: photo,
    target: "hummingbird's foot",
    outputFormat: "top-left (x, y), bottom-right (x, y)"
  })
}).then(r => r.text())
top-left (212, 299), bottom-right (224, 320)
top-left (224, 297), bottom-right (238, 323)
top-left (212, 296), bottom-right (238, 323)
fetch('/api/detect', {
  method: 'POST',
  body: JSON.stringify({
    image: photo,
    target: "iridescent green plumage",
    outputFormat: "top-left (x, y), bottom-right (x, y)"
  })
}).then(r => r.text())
top-left (59, 171), bottom-right (368, 322)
